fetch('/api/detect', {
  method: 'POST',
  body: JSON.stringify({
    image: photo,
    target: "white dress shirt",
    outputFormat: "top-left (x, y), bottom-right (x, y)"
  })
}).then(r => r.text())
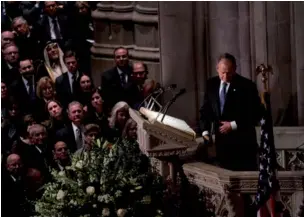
top-left (202, 80), bottom-right (237, 137)
top-left (48, 16), bottom-right (61, 40)
top-left (67, 71), bottom-right (79, 93)
top-left (22, 76), bottom-right (34, 95)
top-left (72, 122), bottom-right (84, 149)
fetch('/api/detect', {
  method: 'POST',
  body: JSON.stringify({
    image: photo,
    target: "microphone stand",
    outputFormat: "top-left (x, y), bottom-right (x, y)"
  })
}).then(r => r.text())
top-left (137, 89), bottom-right (162, 110)
top-left (160, 89), bottom-right (186, 122)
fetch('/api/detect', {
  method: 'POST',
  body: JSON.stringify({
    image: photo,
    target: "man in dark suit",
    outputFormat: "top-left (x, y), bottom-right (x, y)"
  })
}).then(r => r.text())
top-left (1, 154), bottom-right (27, 217)
top-left (101, 47), bottom-right (140, 112)
top-left (199, 53), bottom-right (262, 171)
top-left (55, 50), bottom-right (82, 109)
top-left (56, 101), bottom-right (85, 153)
top-left (37, 1), bottom-right (71, 46)
top-left (12, 16), bottom-right (41, 61)
top-left (10, 58), bottom-right (37, 114)
top-left (50, 141), bottom-right (71, 171)
top-left (1, 43), bottom-right (20, 85)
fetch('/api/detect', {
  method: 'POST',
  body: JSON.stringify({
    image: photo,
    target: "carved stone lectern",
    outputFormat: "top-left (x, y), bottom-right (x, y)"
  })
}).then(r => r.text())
top-left (129, 108), bottom-right (198, 183)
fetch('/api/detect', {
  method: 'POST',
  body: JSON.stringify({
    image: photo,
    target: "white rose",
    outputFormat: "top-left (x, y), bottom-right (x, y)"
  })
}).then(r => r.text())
top-left (75, 160), bottom-right (84, 169)
top-left (58, 171), bottom-right (66, 177)
top-left (102, 208), bottom-right (110, 216)
top-left (117, 209), bottom-right (127, 217)
top-left (56, 190), bottom-right (65, 200)
top-left (86, 186), bottom-right (95, 195)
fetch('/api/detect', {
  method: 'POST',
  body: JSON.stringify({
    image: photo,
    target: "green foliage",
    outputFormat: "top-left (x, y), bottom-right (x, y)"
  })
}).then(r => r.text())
top-left (34, 138), bottom-right (166, 217)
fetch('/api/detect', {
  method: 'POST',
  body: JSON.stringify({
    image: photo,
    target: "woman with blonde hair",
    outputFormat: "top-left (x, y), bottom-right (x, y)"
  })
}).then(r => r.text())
top-left (35, 76), bottom-right (57, 122)
top-left (36, 41), bottom-right (68, 82)
top-left (106, 101), bottom-right (130, 142)
top-left (122, 118), bottom-right (137, 141)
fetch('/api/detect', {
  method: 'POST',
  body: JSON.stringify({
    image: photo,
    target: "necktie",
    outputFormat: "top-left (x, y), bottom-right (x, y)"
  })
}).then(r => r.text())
top-left (120, 73), bottom-right (126, 87)
top-left (52, 18), bottom-right (61, 39)
top-left (76, 127), bottom-right (83, 149)
top-left (27, 79), bottom-right (36, 100)
top-left (220, 82), bottom-right (227, 114)
top-left (72, 74), bottom-right (77, 94)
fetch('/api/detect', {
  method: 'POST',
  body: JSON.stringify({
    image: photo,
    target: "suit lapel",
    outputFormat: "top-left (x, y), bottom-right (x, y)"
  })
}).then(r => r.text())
top-left (63, 73), bottom-right (72, 95)
top-left (212, 78), bottom-right (221, 118)
top-left (222, 75), bottom-right (239, 113)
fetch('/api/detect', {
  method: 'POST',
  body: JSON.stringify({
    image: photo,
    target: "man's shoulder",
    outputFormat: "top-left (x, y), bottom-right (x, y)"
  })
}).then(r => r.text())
top-left (55, 73), bottom-right (68, 84)
top-left (235, 74), bottom-right (256, 88)
top-left (103, 67), bottom-right (117, 75)
top-left (102, 67), bottom-right (118, 80)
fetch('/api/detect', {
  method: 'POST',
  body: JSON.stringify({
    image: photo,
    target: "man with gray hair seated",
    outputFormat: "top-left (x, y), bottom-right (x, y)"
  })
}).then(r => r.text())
top-left (11, 16), bottom-right (41, 60)
top-left (56, 101), bottom-right (85, 153)
top-left (18, 124), bottom-right (50, 176)
top-left (2, 154), bottom-right (27, 216)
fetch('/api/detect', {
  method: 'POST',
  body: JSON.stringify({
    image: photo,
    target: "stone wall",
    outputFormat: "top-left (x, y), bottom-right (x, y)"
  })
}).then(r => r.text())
top-left (91, 2), bottom-right (160, 87)
top-left (92, 1), bottom-right (304, 126)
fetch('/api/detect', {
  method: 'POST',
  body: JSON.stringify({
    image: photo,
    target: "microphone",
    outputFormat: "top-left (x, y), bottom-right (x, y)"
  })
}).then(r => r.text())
top-left (173, 88), bottom-right (186, 99)
top-left (160, 88), bottom-right (186, 122)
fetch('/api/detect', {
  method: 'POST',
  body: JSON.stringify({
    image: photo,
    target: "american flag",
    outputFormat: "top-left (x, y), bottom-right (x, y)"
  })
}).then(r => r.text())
top-left (255, 92), bottom-right (284, 217)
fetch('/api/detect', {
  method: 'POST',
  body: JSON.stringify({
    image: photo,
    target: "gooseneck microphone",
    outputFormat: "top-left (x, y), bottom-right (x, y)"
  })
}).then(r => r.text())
top-left (160, 88), bottom-right (186, 122)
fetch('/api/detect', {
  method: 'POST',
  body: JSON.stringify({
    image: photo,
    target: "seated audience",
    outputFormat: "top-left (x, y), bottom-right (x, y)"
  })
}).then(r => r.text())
top-left (1, 154), bottom-right (27, 217)
top-left (35, 76), bottom-right (57, 122)
top-left (71, 1), bottom-right (94, 73)
top-left (11, 16), bottom-right (41, 61)
top-left (78, 74), bottom-right (94, 108)
top-left (10, 58), bottom-right (38, 114)
top-left (56, 101), bottom-right (85, 153)
top-left (36, 41), bottom-right (67, 82)
top-left (55, 50), bottom-right (83, 108)
top-left (1, 30), bottom-right (15, 49)
top-left (107, 101), bottom-right (130, 142)
top-left (37, 1), bottom-right (71, 46)
top-left (1, 99), bottom-right (22, 154)
top-left (122, 118), bottom-right (138, 142)
top-left (13, 114), bottom-right (37, 155)
top-left (1, 43), bottom-right (20, 85)
top-left (24, 168), bottom-right (45, 201)
top-left (1, 81), bottom-right (9, 119)
top-left (76, 123), bottom-right (101, 156)
top-left (50, 141), bottom-right (71, 172)
top-left (101, 47), bottom-right (140, 113)
top-left (19, 124), bottom-right (50, 176)
top-left (86, 88), bottom-right (108, 134)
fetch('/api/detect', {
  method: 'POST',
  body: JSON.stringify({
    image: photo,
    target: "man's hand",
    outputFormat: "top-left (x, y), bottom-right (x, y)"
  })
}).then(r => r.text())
top-left (219, 121), bottom-right (232, 134)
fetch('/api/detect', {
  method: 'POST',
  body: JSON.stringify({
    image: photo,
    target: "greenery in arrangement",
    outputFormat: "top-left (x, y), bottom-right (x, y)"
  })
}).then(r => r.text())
top-left (34, 138), bottom-right (167, 217)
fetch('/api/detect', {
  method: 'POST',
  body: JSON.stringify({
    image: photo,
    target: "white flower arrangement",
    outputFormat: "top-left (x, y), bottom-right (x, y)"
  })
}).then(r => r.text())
top-left (34, 138), bottom-right (166, 217)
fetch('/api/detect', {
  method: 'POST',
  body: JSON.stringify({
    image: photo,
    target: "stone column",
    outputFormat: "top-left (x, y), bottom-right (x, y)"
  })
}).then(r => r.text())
top-left (294, 2), bottom-right (304, 125)
top-left (208, 2), bottom-right (240, 77)
top-left (158, 2), bottom-right (198, 125)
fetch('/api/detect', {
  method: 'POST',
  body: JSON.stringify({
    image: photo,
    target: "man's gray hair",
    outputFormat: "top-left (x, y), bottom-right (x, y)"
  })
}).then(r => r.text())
top-left (67, 101), bottom-right (83, 112)
top-left (12, 16), bottom-right (28, 27)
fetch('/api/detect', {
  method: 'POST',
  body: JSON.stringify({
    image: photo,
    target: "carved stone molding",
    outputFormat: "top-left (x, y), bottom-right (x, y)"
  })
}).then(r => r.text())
top-left (256, 127), bottom-right (304, 149)
top-left (91, 44), bottom-right (160, 61)
top-left (184, 162), bottom-right (304, 217)
top-left (92, 2), bottom-right (158, 24)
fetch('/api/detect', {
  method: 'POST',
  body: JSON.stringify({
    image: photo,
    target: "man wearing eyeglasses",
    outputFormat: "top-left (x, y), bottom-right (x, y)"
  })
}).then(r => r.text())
top-left (101, 47), bottom-right (140, 113)
top-left (131, 62), bottom-right (148, 86)
top-left (1, 43), bottom-right (20, 85)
